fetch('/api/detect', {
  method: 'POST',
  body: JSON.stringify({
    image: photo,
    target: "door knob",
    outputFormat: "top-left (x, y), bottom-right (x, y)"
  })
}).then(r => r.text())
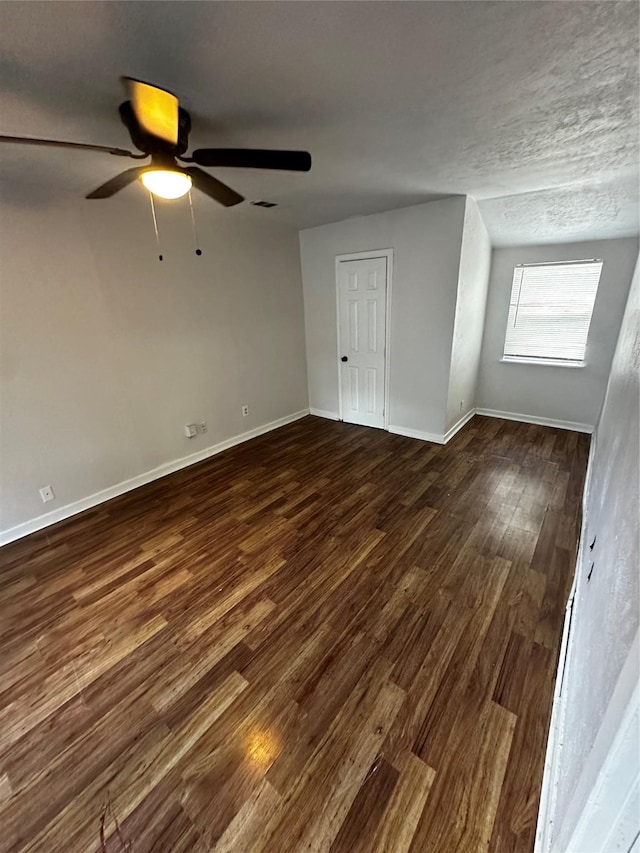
top-left (341, 356), bottom-right (348, 362)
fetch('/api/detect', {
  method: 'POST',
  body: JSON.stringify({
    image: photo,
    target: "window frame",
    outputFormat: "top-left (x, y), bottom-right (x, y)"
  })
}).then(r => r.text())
top-left (500, 258), bottom-right (603, 369)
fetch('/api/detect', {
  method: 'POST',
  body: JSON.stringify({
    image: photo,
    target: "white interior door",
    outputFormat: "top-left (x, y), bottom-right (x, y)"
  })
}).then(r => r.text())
top-left (337, 256), bottom-right (387, 428)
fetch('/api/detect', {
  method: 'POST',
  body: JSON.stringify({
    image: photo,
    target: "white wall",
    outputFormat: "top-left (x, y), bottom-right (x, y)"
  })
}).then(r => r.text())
top-left (299, 197), bottom-right (466, 437)
top-left (0, 194), bottom-right (308, 537)
top-left (539, 254), bottom-right (640, 850)
top-left (446, 197), bottom-right (491, 431)
top-left (477, 237), bottom-right (638, 428)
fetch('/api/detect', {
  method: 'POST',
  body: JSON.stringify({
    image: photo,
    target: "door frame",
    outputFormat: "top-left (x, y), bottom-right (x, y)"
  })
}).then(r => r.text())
top-left (335, 249), bottom-right (393, 430)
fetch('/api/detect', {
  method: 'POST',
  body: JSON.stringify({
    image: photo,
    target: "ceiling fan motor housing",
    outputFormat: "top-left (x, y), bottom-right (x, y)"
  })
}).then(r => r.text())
top-left (118, 101), bottom-right (191, 156)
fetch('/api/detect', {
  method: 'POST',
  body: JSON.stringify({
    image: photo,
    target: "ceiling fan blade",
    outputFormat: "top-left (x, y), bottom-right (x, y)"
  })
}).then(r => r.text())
top-left (86, 167), bottom-right (145, 199)
top-left (185, 167), bottom-right (244, 207)
top-left (190, 148), bottom-right (312, 172)
top-left (123, 77), bottom-right (179, 146)
top-left (0, 134), bottom-right (144, 158)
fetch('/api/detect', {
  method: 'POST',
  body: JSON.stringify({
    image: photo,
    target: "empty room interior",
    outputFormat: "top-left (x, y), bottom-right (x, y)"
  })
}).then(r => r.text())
top-left (1, 2), bottom-right (639, 852)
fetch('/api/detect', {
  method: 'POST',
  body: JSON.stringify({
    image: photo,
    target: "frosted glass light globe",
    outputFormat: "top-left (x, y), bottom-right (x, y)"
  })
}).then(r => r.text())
top-left (140, 169), bottom-right (192, 199)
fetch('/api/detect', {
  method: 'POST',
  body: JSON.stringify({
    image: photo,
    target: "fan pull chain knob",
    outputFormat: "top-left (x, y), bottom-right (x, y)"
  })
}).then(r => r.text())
top-left (148, 192), bottom-right (164, 261)
top-left (188, 191), bottom-right (202, 256)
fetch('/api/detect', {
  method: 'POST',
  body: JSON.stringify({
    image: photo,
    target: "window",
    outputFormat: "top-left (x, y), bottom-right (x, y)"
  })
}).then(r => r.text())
top-left (502, 259), bottom-right (603, 366)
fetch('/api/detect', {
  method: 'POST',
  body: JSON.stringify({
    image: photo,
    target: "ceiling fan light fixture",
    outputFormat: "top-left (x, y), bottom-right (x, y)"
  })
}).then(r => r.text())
top-left (140, 168), bottom-right (192, 199)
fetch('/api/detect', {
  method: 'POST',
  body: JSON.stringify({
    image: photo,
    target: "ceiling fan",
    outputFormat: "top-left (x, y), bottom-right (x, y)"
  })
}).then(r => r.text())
top-left (0, 78), bottom-right (312, 206)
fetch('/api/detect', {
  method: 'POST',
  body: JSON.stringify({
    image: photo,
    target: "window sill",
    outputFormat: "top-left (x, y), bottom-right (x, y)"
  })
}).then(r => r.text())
top-left (500, 357), bottom-right (585, 369)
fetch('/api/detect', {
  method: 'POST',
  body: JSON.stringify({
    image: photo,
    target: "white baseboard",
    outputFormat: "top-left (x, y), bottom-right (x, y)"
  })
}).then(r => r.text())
top-left (0, 409), bottom-right (310, 547)
top-left (311, 412), bottom-right (447, 443)
top-left (388, 424), bottom-right (445, 444)
top-left (475, 408), bottom-right (594, 434)
top-left (443, 408), bottom-right (477, 443)
top-left (309, 408), bottom-right (340, 420)
top-left (389, 408), bottom-right (476, 446)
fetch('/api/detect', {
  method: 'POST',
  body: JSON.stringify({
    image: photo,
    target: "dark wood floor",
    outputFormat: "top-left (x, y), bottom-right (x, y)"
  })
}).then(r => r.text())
top-left (0, 415), bottom-right (589, 852)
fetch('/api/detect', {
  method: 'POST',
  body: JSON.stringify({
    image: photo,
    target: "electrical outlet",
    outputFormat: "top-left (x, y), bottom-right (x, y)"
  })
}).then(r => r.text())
top-left (241, 405), bottom-right (249, 417)
top-left (39, 485), bottom-right (55, 503)
top-left (199, 421), bottom-right (207, 434)
top-left (184, 423), bottom-right (197, 438)
top-left (459, 400), bottom-right (465, 412)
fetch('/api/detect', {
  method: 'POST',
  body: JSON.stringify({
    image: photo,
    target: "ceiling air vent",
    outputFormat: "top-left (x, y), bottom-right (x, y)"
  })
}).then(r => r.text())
top-left (251, 200), bottom-right (278, 208)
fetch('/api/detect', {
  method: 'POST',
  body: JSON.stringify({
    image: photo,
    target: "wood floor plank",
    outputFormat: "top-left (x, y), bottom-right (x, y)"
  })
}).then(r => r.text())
top-left (214, 778), bottom-right (281, 853)
top-left (329, 757), bottom-right (400, 853)
top-left (0, 415), bottom-right (588, 852)
top-left (410, 700), bottom-right (517, 852)
top-left (0, 774), bottom-right (12, 805)
top-left (368, 751), bottom-right (436, 853)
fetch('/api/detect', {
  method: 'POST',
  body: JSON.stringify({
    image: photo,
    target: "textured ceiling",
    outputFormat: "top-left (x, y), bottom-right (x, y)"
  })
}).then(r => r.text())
top-left (0, 1), bottom-right (638, 244)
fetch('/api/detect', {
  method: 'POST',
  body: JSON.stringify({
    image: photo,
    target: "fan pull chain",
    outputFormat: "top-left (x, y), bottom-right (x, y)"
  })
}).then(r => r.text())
top-left (188, 191), bottom-right (202, 256)
top-left (148, 192), bottom-right (163, 261)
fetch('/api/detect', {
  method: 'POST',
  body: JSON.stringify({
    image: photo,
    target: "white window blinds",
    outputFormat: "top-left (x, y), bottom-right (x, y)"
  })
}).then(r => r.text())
top-left (503, 260), bottom-right (603, 365)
